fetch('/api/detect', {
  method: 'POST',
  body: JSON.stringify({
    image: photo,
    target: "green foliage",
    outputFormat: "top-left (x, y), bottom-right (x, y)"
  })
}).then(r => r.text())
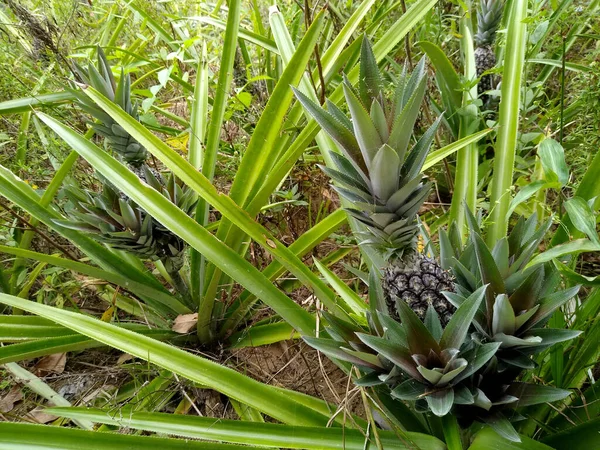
top-left (0, 0), bottom-right (598, 448)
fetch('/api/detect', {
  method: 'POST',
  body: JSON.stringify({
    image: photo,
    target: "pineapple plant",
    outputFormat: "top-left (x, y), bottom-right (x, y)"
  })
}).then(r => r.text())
top-left (307, 270), bottom-right (574, 440)
top-left (294, 38), bottom-right (455, 325)
top-left (474, 0), bottom-right (504, 98)
top-left (59, 47), bottom-right (196, 299)
top-left (440, 209), bottom-right (582, 372)
top-left (297, 39), bottom-right (578, 440)
top-left (58, 169), bottom-right (197, 275)
top-left (307, 283), bottom-right (500, 418)
top-left (435, 209), bottom-right (580, 435)
top-left (305, 210), bottom-right (578, 439)
top-left (71, 47), bottom-right (149, 169)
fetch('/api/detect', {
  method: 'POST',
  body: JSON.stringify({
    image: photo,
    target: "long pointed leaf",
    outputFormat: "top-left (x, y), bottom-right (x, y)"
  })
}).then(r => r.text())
top-left (47, 407), bottom-right (445, 450)
top-left (440, 285), bottom-right (487, 349)
top-left (0, 293), bottom-right (330, 426)
top-left (37, 113), bottom-right (317, 337)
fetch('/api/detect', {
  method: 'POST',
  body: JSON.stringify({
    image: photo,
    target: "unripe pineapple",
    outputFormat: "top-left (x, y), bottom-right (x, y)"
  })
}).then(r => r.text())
top-left (383, 254), bottom-right (454, 324)
top-left (295, 39), bottom-right (454, 324)
top-left (474, 0), bottom-right (504, 97)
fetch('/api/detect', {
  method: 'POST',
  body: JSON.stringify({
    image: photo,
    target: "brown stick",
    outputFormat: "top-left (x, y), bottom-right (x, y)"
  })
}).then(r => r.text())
top-left (303, 0), bottom-right (327, 104)
top-left (0, 198), bottom-right (79, 261)
top-left (400, 0), bottom-right (414, 70)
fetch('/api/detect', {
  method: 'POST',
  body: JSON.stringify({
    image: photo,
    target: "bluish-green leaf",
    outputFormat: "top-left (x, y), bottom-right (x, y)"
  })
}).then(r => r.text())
top-left (441, 285), bottom-right (487, 349)
top-left (425, 389), bottom-right (454, 417)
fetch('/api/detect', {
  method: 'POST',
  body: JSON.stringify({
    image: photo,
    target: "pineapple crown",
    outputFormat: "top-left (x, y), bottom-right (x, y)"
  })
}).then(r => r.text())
top-left (71, 46), bottom-right (149, 167)
top-left (474, 0), bottom-right (504, 47)
top-left (439, 208), bottom-right (581, 370)
top-left (293, 38), bottom-right (441, 261)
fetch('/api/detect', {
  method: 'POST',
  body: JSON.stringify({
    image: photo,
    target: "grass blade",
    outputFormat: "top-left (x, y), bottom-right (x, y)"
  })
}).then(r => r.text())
top-left (46, 407), bottom-right (446, 450)
top-left (449, 10), bottom-right (479, 238)
top-left (0, 423), bottom-right (252, 449)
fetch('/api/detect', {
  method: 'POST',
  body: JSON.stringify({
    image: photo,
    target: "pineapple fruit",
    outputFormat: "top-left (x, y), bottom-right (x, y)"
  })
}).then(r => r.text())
top-left (474, 0), bottom-right (504, 97)
top-left (294, 39), bottom-right (455, 325)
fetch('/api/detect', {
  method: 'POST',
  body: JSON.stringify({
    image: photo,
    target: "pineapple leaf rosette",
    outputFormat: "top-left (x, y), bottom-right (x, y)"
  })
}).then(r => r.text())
top-left (306, 284), bottom-right (495, 417)
top-left (440, 210), bottom-right (582, 375)
top-left (60, 48), bottom-right (196, 279)
top-left (297, 39), bottom-right (578, 441)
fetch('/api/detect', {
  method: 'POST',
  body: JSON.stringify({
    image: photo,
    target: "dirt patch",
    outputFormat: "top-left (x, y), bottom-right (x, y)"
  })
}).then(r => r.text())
top-left (228, 341), bottom-right (365, 419)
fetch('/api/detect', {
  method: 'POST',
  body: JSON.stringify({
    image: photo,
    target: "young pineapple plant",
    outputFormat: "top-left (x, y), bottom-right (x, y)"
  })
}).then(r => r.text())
top-left (59, 48), bottom-right (196, 295)
top-left (71, 47), bottom-right (148, 170)
top-left (431, 210), bottom-right (581, 437)
top-left (294, 39), bottom-right (455, 325)
top-left (474, 0), bottom-right (504, 97)
top-left (439, 210), bottom-right (582, 372)
top-left (307, 283), bottom-right (498, 415)
top-left (59, 169), bottom-right (197, 275)
top-left (307, 272), bottom-right (573, 441)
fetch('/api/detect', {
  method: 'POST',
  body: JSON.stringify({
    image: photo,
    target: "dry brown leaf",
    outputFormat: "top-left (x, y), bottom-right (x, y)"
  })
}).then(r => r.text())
top-left (34, 353), bottom-right (67, 376)
top-left (172, 313), bottom-right (198, 334)
top-left (26, 407), bottom-right (58, 424)
top-left (117, 353), bottom-right (134, 365)
top-left (101, 305), bottom-right (115, 322)
top-left (0, 386), bottom-right (23, 413)
top-left (82, 385), bottom-right (116, 404)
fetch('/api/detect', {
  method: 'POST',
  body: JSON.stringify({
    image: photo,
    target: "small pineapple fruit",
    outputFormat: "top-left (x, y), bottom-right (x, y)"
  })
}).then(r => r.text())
top-left (474, 0), bottom-right (504, 97)
top-left (294, 38), bottom-right (455, 325)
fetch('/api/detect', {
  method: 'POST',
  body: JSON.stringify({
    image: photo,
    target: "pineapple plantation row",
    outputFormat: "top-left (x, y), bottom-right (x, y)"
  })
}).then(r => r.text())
top-left (0, 0), bottom-right (598, 448)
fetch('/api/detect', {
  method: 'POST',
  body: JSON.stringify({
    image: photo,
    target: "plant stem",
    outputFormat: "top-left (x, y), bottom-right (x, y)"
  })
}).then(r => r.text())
top-left (189, 43), bottom-right (209, 302)
top-left (449, 4), bottom-right (479, 239)
top-left (441, 414), bottom-right (463, 450)
top-left (487, 0), bottom-right (528, 244)
top-left (15, 110), bottom-right (31, 167)
top-left (196, 0), bottom-right (241, 343)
